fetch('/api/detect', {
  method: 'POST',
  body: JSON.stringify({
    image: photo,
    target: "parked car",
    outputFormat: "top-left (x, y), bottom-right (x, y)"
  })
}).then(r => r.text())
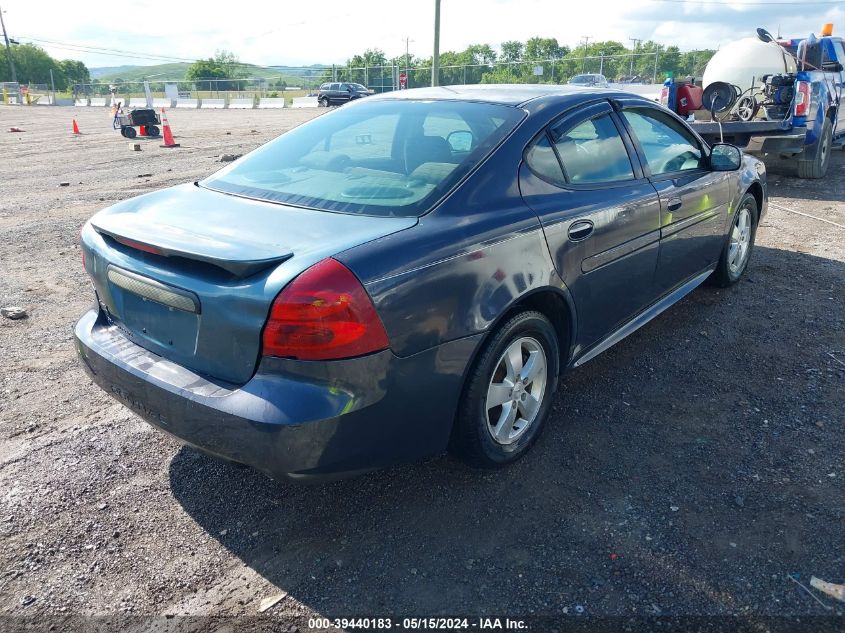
top-left (76, 84), bottom-right (766, 480)
top-left (568, 73), bottom-right (610, 88)
top-left (318, 82), bottom-right (371, 107)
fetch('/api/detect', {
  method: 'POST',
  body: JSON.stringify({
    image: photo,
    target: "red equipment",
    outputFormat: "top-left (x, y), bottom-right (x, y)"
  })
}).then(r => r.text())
top-left (676, 82), bottom-right (703, 116)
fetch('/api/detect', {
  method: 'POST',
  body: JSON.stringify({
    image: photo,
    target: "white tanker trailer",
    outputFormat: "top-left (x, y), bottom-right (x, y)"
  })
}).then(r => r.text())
top-left (661, 25), bottom-right (845, 178)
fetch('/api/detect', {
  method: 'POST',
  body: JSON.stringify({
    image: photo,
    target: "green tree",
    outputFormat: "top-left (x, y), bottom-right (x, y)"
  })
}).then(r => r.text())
top-left (500, 40), bottom-right (523, 63)
top-left (58, 59), bottom-right (90, 88)
top-left (1, 43), bottom-right (55, 85)
top-left (186, 50), bottom-right (245, 90)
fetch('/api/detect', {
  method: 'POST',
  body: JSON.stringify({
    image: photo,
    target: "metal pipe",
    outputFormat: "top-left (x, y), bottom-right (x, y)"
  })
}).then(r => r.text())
top-left (0, 5), bottom-right (18, 88)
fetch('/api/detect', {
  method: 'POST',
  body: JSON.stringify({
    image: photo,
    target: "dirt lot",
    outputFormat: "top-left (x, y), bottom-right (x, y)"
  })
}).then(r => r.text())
top-left (1, 106), bottom-right (844, 629)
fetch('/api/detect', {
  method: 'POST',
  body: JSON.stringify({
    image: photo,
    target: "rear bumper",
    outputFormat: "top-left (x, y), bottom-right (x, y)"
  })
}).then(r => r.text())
top-left (75, 308), bottom-right (480, 480)
top-left (746, 132), bottom-right (807, 156)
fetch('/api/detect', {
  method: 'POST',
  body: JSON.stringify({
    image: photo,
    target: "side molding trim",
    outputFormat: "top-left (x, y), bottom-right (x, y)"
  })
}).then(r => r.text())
top-left (572, 266), bottom-right (715, 367)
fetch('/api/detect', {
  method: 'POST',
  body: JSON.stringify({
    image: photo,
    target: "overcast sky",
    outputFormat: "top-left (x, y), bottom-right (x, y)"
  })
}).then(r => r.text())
top-left (5, 0), bottom-right (845, 68)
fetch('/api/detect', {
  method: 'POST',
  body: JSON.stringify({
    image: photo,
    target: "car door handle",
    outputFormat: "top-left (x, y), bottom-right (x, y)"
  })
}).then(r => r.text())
top-left (667, 198), bottom-right (683, 212)
top-left (568, 220), bottom-right (594, 241)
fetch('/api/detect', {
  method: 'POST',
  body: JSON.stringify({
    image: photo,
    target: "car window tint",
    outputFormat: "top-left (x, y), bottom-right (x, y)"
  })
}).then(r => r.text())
top-left (423, 110), bottom-right (471, 138)
top-left (622, 109), bottom-right (704, 175)
top-left (202, 100), bottom-right (524, 217)
top-left (324, 113), bottom-right (400, 162)
top-left (525, 134), bottom-right (565, 184)
top-left (550, 114), bottom-right (634, 184)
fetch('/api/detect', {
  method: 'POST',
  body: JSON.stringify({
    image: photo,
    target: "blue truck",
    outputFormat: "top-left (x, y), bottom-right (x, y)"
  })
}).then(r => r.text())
top-left (666, 28), bottom-right (845, 179)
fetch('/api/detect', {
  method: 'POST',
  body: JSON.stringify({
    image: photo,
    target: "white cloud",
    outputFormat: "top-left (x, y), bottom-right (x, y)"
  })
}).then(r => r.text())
top-left (4, 0), bottom-right (843, 67)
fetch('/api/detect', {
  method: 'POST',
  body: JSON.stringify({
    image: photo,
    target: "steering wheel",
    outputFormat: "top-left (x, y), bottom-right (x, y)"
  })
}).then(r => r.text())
top-left (663, 151), bottom-right (697, 173)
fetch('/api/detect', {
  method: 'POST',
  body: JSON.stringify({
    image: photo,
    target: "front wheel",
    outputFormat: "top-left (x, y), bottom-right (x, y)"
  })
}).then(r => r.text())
top-left (123, 126), bottom-right (137, 139)
top-left (451, 311), bottom-right (559, 467)
top-left (319, 97), bottom-right (329, 107)
top-left (709, 192), bottom-right (758, 287)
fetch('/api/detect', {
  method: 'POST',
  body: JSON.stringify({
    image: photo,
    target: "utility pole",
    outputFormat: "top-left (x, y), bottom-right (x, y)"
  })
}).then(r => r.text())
top-left (0, 4), bottom-right (18, 89)
top-left (581, 36), bottom-right (591, 73)
top-left (432, 0), bottom-right (441, 86)
top-left (628, 37), bottom-right (641, 77)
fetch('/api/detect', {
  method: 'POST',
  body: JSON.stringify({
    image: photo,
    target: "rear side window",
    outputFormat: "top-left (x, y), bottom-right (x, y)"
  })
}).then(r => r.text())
top-left (550, 114), bottom-right (635, 184)
top-left (525, 135), bottom-right (565, 184)
top-left (622, 108), bottom-right (704, 175)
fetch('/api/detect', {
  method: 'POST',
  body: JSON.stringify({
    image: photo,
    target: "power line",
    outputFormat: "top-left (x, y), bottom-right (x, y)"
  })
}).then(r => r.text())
top-left (15, 36), bottom-right (200, 63)
top-left (15, 35), bottom-right (277, 70)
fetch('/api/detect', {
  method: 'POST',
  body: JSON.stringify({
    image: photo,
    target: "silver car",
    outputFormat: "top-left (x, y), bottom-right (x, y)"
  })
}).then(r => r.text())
top-left (568, 73), bottom-right (609, 88)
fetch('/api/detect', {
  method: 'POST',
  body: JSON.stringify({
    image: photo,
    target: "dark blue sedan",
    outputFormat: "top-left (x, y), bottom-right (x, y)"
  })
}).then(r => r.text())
top-left (75, 85), bottom-right (767, 479)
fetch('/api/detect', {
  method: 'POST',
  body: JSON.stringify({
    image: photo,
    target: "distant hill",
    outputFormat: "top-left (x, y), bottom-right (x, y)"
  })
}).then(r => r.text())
top-left (89, 65), bottom-right (140, 79)
top-left (91, 62), bottom-right (329, 84)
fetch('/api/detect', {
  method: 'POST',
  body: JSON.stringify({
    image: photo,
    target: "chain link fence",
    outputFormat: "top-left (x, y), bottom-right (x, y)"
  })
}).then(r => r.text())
top-left (52, 52), bottom-right (666, 106)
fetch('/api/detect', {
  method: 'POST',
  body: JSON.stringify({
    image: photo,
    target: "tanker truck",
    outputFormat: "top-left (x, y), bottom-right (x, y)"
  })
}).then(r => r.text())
top-left (661, 24), bottom-right (845, 178)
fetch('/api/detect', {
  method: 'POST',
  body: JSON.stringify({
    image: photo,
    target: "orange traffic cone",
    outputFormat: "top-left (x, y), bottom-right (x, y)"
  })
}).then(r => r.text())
top-left (72, 118), bottom-right (81, 135)
top-left (160, 109), bottom-right (180, 148)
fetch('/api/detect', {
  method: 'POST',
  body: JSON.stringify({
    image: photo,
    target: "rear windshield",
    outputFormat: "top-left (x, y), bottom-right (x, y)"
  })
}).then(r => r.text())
top-left (201, 99), bottom-right (524, 217)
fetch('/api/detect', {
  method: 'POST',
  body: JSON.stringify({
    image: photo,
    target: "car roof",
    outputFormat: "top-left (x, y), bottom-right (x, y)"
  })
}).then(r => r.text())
top-left (367, 83), bottom-right (622, 107)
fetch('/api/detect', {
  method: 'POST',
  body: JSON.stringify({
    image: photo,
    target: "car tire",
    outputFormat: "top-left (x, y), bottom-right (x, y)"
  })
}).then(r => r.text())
top-left (146, 125), bottom-right (160, 137)
top-left (797, 116), bottom-right (833, 179)
top-left (451, 311), bottom-right (559, 467)
top-left (319, 97), bottom-right (329, 107)
top-left (709, 192), bottom-right (758, 287)
top-left (123, 126), bottom-right (137, 139)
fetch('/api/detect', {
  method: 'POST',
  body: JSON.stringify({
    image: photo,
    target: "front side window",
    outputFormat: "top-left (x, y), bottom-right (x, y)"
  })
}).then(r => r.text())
top-left (550, 114), bottom-right (635, 184)
top-left (202, 100), bottom-right (524, 217)
top-left (622, 108), bottom-right (704, 175)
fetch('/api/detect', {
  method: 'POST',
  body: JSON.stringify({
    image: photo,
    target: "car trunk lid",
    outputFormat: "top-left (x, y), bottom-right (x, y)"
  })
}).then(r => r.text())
top-left (84, 183), bottom-right (416, 383)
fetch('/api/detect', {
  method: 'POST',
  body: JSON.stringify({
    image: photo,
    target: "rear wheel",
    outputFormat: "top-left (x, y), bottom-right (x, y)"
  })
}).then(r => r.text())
top-left (451, 311), bottom-right (559, 467)
top-left (123, 126), bottom-right (137, 139)
top-left (797, 117), bottom-right (833, 179)
top-left (146, 125), bottom-right (160, 137)
top-left (709, 192), bottom-right (758, 287)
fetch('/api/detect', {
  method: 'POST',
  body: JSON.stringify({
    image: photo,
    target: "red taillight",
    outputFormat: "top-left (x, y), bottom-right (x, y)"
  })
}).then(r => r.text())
top-left (261, 258), bottom-right (389, 361)
top-left (795, 81), bottom-right (811, 117)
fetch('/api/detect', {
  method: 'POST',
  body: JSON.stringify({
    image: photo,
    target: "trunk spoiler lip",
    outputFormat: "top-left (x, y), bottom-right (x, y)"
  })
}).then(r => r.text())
top-left (91, 224), bottom-right (294, 278)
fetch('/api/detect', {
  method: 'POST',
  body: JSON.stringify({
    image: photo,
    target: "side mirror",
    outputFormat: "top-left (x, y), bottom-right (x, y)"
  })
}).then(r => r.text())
top-left (710, 143), bottom-right (742, 171)
top-left (447, 130), bottom-right (473, 153)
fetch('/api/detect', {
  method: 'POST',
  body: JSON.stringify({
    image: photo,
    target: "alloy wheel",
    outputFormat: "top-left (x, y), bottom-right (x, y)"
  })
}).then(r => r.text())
top-left (485, 337), bottom-right (548, 445)
top-left (728, 206), bottom-right (752, 274)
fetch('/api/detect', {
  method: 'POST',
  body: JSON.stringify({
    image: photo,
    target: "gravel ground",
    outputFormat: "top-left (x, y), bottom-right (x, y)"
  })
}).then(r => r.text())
top-left (0, 106), bottom-right (843, 630)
